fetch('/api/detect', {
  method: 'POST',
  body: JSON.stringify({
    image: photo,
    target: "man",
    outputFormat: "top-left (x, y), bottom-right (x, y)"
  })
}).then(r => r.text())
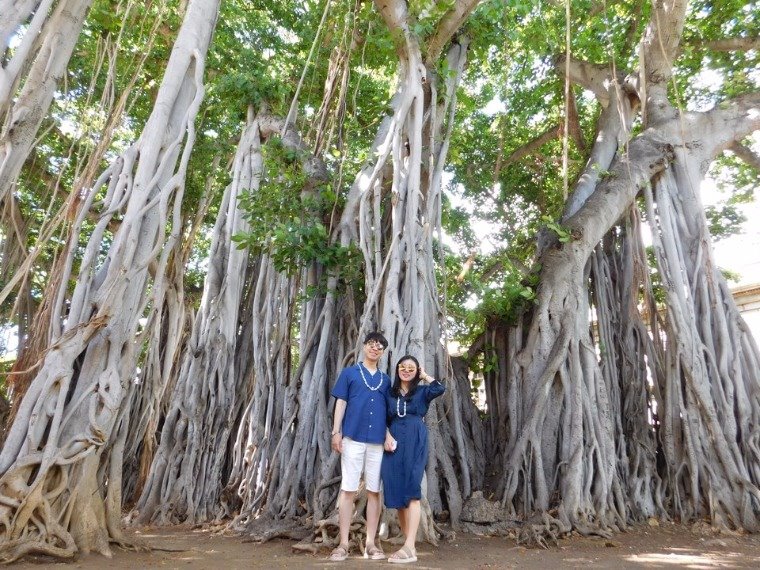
top-left (329, 332), bottom-right (393, 562)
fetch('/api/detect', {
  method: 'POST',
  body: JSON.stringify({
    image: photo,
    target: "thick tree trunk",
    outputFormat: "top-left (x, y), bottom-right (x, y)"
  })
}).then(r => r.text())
top-left (120, 239), bottom-right (192, 507)
top-left (229, 1), bottom-right (483, 549)
top-left (644, 160), bottom-right (760, 530)
top-left (497, 0), bottom-right (760, 541)
top-left (135, 110), bottom-right (263, 525)
top-left (227, 122), bottom-right (340, 533)
top-left (342, 2), bottom-right (480, 533)
top-left (0, 0), bottom-right (92, 337)
top-left (3, 4), bottom-right (170, 434)
top-left (121, 155), bottom-right (216, 506)
top-left (499, 129), bottom-right (676, 543)
top-left (0, 0), bottom-right (220, 560)
top-left (590, 209), bottom-right (665, 521)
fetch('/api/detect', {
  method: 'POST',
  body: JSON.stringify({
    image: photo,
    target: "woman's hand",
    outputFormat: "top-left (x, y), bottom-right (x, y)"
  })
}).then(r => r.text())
top-left (384, 431), bottom-right (397, 452)
top-left (419, 368), bottom-right (433, 384)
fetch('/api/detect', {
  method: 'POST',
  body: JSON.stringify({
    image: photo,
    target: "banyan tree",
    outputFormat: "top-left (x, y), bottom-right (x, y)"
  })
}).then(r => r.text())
top-left (0, 0), bottom-right (221, 559)
top-left (466, 0), bottom-right (760, 542)
top-left (1, 0), bottom-right (759, 563)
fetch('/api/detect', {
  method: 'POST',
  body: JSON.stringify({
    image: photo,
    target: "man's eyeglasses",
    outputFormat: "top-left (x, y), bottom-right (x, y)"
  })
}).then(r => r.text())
top-left (398, 366), bottom-right (417, 373)
top-left (365, 341), bottom-right (385, 350)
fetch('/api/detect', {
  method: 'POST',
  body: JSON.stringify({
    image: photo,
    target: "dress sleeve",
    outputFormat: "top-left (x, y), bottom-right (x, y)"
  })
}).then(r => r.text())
top-left (424, 379), bottom-right (445, 403)
top-left (331, 368), bottom-right (350, 401)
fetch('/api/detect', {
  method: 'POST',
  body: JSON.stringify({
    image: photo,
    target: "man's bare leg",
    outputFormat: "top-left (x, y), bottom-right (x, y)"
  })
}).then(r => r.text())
top-left (365, 490), bottom-right (381, 551)
top-left (338, 490), bottom-right (356, 549)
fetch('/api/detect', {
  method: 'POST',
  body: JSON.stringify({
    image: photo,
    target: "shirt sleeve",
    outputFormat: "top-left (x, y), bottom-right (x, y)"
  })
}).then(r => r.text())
top-left (424, 379), bottom-right (445, 403)
top-left (331, 367), bottom-right (351, 401)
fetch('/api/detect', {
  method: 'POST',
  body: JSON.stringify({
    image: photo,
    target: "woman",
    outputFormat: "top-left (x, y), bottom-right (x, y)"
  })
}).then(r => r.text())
top-left (381, 355), bottom-right (445, 564)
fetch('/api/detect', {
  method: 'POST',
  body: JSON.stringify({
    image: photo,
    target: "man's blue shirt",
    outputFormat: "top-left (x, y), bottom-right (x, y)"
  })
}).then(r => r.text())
top-left (331, 363), bottom-right (389, 444)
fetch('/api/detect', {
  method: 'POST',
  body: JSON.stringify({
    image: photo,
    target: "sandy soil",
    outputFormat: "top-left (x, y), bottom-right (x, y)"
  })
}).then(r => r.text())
top-left (12, 522), bottom-right (760, 569)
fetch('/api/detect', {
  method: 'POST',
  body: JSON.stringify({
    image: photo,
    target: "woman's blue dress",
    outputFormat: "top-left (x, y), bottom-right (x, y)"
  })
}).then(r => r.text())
top-left (381, 381), bottom-right (445, 509)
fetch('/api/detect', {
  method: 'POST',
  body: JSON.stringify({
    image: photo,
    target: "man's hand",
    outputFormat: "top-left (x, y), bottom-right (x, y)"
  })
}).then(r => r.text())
top-left (331, 433), bottom-right (343, 453)
top-left (384, 431), bottom-right (396, 452)
top-left (332, 398), bottom-right (347, 454)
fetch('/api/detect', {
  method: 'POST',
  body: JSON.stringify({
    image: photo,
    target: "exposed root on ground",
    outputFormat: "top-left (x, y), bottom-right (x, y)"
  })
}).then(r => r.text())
top-left (516, 513), bottom-right (569, 549)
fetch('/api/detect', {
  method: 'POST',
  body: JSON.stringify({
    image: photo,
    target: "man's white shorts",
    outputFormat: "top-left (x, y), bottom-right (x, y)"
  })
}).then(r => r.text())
top-left (340, 437), bottom-right (383, 493)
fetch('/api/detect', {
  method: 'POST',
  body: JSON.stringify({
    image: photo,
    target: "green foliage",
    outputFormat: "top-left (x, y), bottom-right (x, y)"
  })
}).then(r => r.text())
top-left (645, 246), bottom-right (667, 306)
top-left (409, 0), bottom-right (456, 41)
top-left (719, 268), bottom-right (742, 283)
top-left (214, 72), bottom-right (288, 115)
top-left (233, 137), bottom-right (358, 279)
top-left (478, 270), bottom-right (537, 322)
top-left (541, 215), bottom-right (572, 243)
top-left (705, 203), bottom-right (747, 241)
top-left (3, 0), bottom-right (758, 367)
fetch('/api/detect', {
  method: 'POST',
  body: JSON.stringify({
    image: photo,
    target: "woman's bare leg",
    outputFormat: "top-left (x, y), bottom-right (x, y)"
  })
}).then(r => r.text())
top-left (397, 507), bottom-right (407, 539)
top-left (402, 500), bottom-right (420, 552)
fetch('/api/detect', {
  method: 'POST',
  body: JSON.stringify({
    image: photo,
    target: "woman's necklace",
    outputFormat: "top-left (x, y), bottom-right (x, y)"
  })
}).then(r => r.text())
top-left (358, 363), bottom-right (383, 391)
top-left (397, 388), bottom-right (408, 417)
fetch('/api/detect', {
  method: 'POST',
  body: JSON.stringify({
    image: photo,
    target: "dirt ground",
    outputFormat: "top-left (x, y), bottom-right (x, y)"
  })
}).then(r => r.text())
top-left (12, 522), bottom-right (760, 569)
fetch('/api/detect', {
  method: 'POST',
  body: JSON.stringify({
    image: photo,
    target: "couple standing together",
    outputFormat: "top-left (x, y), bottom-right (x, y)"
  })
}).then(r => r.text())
top-left (329, 332), bottom-right (445, 564)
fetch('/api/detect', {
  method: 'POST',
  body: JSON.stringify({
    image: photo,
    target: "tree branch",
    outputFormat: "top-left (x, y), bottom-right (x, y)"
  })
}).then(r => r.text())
top-left (374, 0), bottom-right (410, 56)
top-left (640, 0), bottom-right (688, 83)
top-left (691, 37), bottom-right (760, 52)
top-left (729, 142), bottom-right (760, 172)
top-left (502, 124), bottom-right (562, 169)
top-left (554, 55), bottom-right (617, 103)
top-left (639, 0), bottom-right (688, 124)
top-left (565, 128), bottom-right (676, 253)
top-left (695, 91), bottom-right (760, 160)
top-left (425, 0), bottom-right (480, 64)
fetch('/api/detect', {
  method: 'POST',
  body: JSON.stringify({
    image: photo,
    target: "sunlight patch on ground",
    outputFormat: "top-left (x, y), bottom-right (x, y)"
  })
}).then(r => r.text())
top-left (625, 548), bottom-right (747, 568)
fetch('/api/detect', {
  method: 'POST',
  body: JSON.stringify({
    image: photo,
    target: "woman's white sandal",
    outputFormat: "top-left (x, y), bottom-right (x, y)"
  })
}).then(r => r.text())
top-left (388, 545), bottom-right (417, 564)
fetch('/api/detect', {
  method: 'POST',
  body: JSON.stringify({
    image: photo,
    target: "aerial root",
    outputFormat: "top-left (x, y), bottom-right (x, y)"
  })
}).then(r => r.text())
top-left (291, 511), bottom-right (369, 555)
top-left (0, 474), bottom-right (77, 563)
top-left (233, 512), bottom-right (311, 545)
top-left (0, 537), bottom-right (76, 564)
top-left (108, 535), bottom-right (150, 553)
top-left (516, 512), bottom-right (568, 549)
top-left (240, 522), bottom-right (311, 544)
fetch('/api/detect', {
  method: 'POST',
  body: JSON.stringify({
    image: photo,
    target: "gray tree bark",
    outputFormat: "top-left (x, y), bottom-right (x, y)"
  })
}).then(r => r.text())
top-left (228, 1), bottom-right (485, 551)
top-left (496, 0), bottom-right (760, 542)
top-left (135, 108), bottom-right (264, 525)
top-left (0, 0), bottom-right (93, 277)
top-left (0, 0), bottom-right (220, 560)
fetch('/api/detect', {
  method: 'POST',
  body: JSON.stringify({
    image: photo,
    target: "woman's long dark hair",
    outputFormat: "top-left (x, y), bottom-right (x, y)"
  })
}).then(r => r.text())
top-left (391, 355), bottom-right (421, 398)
